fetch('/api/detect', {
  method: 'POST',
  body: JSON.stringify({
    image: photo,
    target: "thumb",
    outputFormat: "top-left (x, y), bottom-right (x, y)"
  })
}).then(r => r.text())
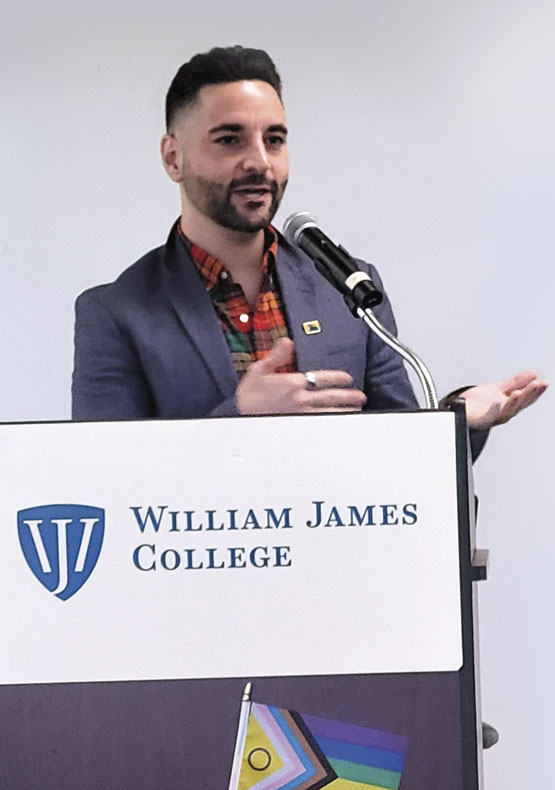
top-left (255, 337), bottom-right (295, 374)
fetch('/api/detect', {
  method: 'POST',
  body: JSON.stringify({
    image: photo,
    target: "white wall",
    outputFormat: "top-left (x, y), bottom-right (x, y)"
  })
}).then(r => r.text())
top-left (2, 1), bottom-right (553, 786)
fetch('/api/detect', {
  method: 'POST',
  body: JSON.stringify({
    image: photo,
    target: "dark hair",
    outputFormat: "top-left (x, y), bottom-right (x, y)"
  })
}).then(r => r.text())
top-left (165, 45), bottom-right (282, 129)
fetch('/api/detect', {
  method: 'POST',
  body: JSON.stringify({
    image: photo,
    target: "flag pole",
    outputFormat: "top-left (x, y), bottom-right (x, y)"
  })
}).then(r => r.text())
top-left (227, 682), bottom-right (252, 790)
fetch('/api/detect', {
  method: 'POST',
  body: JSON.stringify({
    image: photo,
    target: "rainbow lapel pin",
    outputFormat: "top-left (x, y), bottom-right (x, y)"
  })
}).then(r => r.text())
top-left (302, 320), bottom-right (322, 335)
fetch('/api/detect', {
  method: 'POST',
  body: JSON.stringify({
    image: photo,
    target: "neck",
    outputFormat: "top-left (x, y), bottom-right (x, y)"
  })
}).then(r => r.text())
top-left (180, 204), bottom-right (266, 276)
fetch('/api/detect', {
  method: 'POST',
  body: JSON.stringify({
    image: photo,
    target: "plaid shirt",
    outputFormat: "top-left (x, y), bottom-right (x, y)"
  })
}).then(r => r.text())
top-left (178, 223), bottom-right (296, 377)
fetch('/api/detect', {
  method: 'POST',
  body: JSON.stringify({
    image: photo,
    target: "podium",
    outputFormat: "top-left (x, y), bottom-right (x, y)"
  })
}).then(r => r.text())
top-left (0, 405), bottom-right (486, 789)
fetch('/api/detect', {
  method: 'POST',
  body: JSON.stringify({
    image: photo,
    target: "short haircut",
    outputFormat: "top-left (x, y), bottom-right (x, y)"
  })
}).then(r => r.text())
top-left (165, 45), bottom-right (282, 130)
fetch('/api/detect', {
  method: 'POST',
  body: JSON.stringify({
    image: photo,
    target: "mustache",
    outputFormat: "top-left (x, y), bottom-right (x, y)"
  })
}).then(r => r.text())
top-left (228, 175), bottom-right (278, 194)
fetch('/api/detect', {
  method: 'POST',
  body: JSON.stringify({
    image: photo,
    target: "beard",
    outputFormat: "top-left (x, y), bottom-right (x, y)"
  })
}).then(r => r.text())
top-left (181, 169), bottom-right (287, 233)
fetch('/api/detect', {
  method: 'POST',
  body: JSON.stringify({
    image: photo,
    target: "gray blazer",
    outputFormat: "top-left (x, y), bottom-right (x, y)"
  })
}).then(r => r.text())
top-left (72, 222), bottom-right (418, 421)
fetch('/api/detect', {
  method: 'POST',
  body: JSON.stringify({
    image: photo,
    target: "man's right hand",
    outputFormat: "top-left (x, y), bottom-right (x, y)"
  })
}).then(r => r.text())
top-left (236, 337), bottom-right (367, 415)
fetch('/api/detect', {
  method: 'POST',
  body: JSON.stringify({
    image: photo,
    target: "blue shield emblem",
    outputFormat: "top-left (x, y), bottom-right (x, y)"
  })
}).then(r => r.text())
top-left (17, 504), bottom-right (105, 600)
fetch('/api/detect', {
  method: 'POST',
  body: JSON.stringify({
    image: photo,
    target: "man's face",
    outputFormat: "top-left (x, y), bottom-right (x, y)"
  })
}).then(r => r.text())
top-left (164, 80), bottom-right (289, 233)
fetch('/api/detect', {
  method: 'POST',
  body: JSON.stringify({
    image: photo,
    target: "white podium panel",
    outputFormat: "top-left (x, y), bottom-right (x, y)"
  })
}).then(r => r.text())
top-left (1, 411), bottom-right (463, 684)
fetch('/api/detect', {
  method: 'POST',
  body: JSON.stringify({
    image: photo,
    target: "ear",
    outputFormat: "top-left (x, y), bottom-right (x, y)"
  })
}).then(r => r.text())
top-left (160, 134), bottom-right (183, 183)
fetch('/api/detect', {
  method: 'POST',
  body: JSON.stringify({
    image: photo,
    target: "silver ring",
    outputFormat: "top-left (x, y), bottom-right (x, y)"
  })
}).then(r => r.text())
top-left (305, 371), bottom-right (317, 391)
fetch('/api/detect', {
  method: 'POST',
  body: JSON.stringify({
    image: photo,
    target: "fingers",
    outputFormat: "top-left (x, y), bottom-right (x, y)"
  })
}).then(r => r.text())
top-left (255, 337), bottom-right (296, 374)
top-left (500, 370), bottom-right (539, 395)
top-left (309, 406), bottom-right (366, 413)
top-left (236, 348), bottom-right (366, 415)
top-left (267, 372), bottom-right (365, 412)
top-left (301, 370), bottom-right (355, 390)
top-left (294, 369), bottom-right (363, 411)
top-left (301, 386), bottom-right (367, 411)
top-left (518, 379), bottom-right (549, 407)
top-left (496, 378), bottom-right (549, 424)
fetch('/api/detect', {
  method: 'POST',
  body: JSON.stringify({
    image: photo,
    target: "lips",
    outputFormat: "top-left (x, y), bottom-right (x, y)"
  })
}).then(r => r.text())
top-left (232, 187), bottom-right (272, 197)
top-left (230, 178), bottom-right (276, 198)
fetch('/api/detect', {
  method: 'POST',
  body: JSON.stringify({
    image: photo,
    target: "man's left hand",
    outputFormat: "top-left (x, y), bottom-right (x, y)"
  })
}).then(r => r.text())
top-left (460, 370), bottom-right (548, 429)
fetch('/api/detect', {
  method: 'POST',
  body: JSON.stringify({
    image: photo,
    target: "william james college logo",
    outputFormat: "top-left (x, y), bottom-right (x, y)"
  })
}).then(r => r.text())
top-left (17, 505), bottom-right (105, 600)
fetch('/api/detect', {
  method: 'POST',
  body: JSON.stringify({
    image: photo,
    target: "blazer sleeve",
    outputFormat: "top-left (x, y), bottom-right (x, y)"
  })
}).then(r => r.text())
top-left (72, 289), bottom-right (155, 421)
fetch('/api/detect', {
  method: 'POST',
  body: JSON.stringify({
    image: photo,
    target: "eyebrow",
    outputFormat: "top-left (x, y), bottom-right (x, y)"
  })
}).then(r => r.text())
top-left (208, 123), bottom-right (288, 136)
top-left (267, 124), bottom-right (288, 136)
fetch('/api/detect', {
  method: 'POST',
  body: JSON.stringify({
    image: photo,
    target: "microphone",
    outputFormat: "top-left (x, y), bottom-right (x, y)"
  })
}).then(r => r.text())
top-left (282, 212), bottom-right (383, 310)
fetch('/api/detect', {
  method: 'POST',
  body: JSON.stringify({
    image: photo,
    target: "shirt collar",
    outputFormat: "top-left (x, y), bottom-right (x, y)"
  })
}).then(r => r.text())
top-left (177, 221), bottom-right (278, 291)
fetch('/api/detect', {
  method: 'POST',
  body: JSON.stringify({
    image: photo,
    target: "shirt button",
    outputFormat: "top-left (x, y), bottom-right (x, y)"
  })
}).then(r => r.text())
top-left (239, 313), bottom-right (250, 324)
top-left (220, 271), bottom-right (228, 280)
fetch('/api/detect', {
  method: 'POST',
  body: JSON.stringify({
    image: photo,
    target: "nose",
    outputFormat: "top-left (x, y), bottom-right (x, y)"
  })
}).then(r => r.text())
top-left (241, 136), bottom-right (271, 173)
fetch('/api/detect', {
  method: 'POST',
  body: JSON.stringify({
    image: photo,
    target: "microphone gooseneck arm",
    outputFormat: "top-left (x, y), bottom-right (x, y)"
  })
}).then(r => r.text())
top-left (356, 305), bottom-right (439, 409)
top-left (283, 212), bottom-right (439, 410)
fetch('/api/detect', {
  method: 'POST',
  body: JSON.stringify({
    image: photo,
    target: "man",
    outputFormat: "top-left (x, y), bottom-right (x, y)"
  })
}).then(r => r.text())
top-left (72, 46), bottom-right (546, 425)
top-left (71, 46), bottom-right (548, 762)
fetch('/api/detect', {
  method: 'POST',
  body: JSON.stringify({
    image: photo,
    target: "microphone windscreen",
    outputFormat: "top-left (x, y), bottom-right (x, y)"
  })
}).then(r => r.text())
top-left (282, 212), bottom-right (318, 245)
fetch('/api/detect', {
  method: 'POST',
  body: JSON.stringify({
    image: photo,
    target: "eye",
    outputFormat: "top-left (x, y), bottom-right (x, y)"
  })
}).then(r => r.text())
top-left (214, 135), bottom-right (240, 146)
top-left (266, 135), bottom-right (286, 148)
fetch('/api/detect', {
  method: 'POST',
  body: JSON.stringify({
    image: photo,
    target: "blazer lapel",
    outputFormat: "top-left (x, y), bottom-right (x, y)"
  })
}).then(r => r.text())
top-left (160, 227), bottom-right (342, 393)
top-left (276, 239), bottom-right (339, 372)
top-left (161, 226), bottom-right (238, 399)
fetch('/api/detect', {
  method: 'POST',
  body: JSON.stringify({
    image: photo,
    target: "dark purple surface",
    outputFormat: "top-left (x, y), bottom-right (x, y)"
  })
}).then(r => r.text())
top-left (0, 672), bottom-right (465, 789)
